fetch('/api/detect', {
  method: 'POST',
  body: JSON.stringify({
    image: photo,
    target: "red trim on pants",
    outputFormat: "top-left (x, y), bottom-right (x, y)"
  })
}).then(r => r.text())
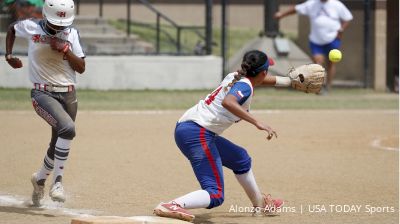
top-left (199, 127), bottom-right (222, 199)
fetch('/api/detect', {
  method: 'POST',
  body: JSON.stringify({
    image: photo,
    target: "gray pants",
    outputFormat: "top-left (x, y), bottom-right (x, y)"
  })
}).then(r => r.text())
top-left (31, 89), bottom-right (77, 160)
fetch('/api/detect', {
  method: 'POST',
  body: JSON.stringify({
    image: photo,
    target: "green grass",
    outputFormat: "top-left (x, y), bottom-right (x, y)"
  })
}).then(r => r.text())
top-left (0, 88), bottom-right (398, 111)
top-left (109, 20), bottom-right (260, 58)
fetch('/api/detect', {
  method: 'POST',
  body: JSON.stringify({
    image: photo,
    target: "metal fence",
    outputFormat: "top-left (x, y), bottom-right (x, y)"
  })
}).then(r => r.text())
top-left (75, 0), bottom-right (212, 55)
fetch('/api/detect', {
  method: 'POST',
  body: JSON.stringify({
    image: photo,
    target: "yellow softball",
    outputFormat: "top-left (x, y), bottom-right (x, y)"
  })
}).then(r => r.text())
top-left (329, 49), bottom-right (342, 63)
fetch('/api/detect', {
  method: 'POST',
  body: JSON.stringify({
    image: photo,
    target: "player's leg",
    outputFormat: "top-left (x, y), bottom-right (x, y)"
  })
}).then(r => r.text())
top-left (215, 136), bottom-right (283, 214)
top-left (35, 129), bottom-right (57, 185)
top-left (310, 41), bottom-right (328, 92)
top-left (326, 38), bottom-right (342, 90)
top-left (31, 89), bottom-right (77, 203)
top-left (154, 121), bottom-right (224, 222)
top-left (30, 128), bottom-right (57, 206)
top-left (215, 136), bottom-right (261, 206)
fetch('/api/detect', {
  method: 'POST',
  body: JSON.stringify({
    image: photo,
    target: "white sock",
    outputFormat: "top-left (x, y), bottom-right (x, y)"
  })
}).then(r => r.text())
top-left (53, 137), bottom-right (71, 184)
top-left (36, 154), bottom-right (54, 181)
top-left (235, 169), bottom-right (263, 207)
top-left (171, 190), bottom-right (211, 209)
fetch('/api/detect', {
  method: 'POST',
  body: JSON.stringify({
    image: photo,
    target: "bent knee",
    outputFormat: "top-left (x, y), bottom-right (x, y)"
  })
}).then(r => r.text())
top-left (232, 157), bottom-right (252, 175)
top-left (208, 196), bottom-right (224, 209)
top-left (205, 190), bottom-right (224, 208)
top-left (58, 122), bottom-right (76, 139)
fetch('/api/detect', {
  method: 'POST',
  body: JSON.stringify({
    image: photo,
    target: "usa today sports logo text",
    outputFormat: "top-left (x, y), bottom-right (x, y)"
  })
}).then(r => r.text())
top-left (229, 204), bottom-right (396, 215)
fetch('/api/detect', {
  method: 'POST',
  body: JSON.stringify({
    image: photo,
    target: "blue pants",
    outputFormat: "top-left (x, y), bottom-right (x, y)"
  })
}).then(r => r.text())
top-left (309, 38), bottom-right (341, 56)
top-left (175, 121), bottom-right (252, 209)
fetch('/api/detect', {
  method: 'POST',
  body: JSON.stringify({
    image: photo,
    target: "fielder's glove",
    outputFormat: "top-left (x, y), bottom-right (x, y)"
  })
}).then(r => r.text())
top-left (49, 37), bottom-right (70, 54)
top-left (288, 64), bottom-right (326, 94)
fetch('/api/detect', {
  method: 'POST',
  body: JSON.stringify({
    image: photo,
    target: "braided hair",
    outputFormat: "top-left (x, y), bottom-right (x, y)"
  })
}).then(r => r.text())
top-left (225, 50), bottom-right (269, 90)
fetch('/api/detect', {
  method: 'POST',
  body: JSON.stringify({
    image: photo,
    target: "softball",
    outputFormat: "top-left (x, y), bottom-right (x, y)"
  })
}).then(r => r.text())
top-left (329, 49), bottom-right (342, 63)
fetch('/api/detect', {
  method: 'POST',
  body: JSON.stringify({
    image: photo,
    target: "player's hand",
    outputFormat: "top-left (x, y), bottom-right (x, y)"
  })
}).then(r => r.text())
top-left (254, 121), bottom-right (278, 140)
top-left (274, 12), bottom-right (283, 20)
top-left (50, 37), bottom-right (70, 53)
top-left (6, 55), bottom-right (23, 69)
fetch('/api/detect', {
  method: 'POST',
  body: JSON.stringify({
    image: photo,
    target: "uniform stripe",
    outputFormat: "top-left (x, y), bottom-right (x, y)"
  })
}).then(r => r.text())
top-left (54, 156), bottom-right (68, 161)
top-left (55, 147), bottom-right (69, 161)
top-left (44, 158), bottom-right (54, 170)
top-left (199, 128), bottom-right (222, 199)
top-left (55, 146), bottom-right (69, 152)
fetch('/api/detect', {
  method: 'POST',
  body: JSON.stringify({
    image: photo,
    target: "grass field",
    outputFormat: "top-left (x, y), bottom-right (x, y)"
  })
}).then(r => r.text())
top-left (109, 20), bottom-right (260, 57)
top-left (0, 88), bottom-right (398, 111)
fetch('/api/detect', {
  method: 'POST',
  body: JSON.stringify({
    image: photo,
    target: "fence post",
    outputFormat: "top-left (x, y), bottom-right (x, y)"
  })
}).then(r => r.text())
top-left (363, 0), bottom-right (372, 88)
top-left (99, 0), bottom-right (103, 18)
top-left (76, 0), bottom-right (80, 15)
top-left (156, 13), bottom-right (160, 54)
top-left (127, 0), bottom-right (131, 37)
top-left (205, 0), bottom-right (213, 55)
top-left (177, 27), bottom-right (181, 54)
top-left (221, 0), bottom-right (228, 79)
top-left (264, 0), bottom-right (279, 37)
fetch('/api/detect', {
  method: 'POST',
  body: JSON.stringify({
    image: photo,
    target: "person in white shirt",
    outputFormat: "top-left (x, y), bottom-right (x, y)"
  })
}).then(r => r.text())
top-left (5, 0), bottom-right (85, 206)
top-left (275, 0), bottom-right (353, 92)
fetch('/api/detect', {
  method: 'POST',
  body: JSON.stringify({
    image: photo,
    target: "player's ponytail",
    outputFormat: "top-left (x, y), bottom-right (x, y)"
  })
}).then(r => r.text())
top-left (225, 50), bottom-right (268, 91)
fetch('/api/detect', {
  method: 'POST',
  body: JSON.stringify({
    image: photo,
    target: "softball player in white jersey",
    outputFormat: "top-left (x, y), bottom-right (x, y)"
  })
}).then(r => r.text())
top-left (5, 0), bottom-right (85, 206)
top-left (154, 50), bottom-right (295, 222)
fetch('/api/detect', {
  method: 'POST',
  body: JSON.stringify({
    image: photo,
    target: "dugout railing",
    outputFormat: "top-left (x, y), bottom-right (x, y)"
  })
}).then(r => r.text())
top-left (75, 0), bottom-right (212, 56)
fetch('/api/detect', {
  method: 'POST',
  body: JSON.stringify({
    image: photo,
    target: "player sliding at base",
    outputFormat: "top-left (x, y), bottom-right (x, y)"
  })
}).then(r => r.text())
top-left (154, 50), bottom-right (325, 222)
top-left (5, 0), bottom-right (85, 206)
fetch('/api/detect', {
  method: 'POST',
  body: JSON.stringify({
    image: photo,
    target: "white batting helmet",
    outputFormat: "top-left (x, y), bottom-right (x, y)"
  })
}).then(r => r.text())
top-left (43, 0), bottom-right (75, 26)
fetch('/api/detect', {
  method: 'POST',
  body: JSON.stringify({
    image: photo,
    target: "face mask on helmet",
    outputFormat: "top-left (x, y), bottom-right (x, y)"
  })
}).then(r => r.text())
top-left (43, 0), bottom-right (75, 29)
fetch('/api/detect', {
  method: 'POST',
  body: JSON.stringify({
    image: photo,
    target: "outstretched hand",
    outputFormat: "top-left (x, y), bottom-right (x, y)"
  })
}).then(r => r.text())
top-left (255, 121), bottom-right (278, 141)
top-left (6, 56), bottom-right (23, 69)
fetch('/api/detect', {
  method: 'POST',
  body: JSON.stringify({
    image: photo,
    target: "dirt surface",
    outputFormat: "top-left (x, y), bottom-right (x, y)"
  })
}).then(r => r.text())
top-left (0, 110), bottom-right (398, 224)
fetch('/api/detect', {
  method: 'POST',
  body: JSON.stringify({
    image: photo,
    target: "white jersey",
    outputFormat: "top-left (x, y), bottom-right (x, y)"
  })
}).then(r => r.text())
top-left (295, 0), bottom-right (353, 45)
top-left (14, 19), bottom-right (85, 86)
top-left (179, 72), bottom-right (253, 135)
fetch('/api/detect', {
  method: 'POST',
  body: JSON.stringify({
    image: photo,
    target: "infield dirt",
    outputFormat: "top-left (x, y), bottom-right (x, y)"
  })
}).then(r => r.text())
top-left (0, 110), bottom-right (398, 224)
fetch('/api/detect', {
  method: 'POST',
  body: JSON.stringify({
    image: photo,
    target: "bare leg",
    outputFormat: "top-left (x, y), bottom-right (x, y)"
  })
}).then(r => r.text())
top-left (313, 54), bottom-right (329, 92)
top-left (327, 60), bottom-right (336, 90)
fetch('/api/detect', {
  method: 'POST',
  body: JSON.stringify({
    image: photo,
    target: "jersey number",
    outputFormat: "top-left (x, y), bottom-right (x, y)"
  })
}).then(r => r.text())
top-left (205, 86), bottom-right (222, 105)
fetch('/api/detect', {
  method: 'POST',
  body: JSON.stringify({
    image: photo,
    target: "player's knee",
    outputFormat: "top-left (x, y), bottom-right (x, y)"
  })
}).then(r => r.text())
top-left (232, 156), bottom-right (252, 175)
top-left (205, 188), bottom-right (224, 208)
top-left (58, 122), bottom-right (75, 139)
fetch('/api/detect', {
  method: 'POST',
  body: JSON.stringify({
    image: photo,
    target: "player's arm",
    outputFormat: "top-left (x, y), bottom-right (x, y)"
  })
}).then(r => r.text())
top-left (221, 85), bottom-right (277, 140)
top-left (274, 5), bottom-right (296, 20)
top-left (5, 22), bottom-right (23, 69)
top-left (49, 36), bottom-right (85, 74)
top-left (337, 20), bottom-right (351, 39)
top-left (262, 75), bottom-right (291, 87)
top-left (64, 51), bottom-right (85, 74)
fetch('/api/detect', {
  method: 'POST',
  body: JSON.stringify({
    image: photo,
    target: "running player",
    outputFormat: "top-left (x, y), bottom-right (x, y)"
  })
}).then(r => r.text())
top-left (5, 0), bottom-right (85, 206)
top-left (154, 50), bottom-right (294, 222)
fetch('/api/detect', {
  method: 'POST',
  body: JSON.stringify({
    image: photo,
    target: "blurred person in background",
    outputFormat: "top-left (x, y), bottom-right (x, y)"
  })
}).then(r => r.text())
top-left (275, 0), bottom-right (352, 94)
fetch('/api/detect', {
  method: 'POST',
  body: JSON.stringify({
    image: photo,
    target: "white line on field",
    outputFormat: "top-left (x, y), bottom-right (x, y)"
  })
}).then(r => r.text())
top-left (0, 194), bottom-right (187, 223)
top-left (371, 138), bottom-right (399, 151)
top-left (0, 194), bottom-right (99, 217)
top-left (2, 109), bottom-right (397, 115)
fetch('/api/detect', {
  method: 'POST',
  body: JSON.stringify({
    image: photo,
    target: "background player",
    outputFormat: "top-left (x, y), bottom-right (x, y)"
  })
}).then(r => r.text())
top-left (274, 0), bottom-right (353, 93)
top-left (153, 50), bottom-right (303, 222)
top-left (5, 0), bottom-right (85, 206)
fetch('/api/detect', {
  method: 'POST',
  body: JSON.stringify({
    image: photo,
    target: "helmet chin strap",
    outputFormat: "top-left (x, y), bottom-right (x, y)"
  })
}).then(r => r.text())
top-left (43, 19), bottom-right (70, 36)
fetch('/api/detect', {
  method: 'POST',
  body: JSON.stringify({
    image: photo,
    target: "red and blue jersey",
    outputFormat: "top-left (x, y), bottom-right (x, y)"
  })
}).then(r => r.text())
top-left (179, 72), bottom-right (253, 135)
